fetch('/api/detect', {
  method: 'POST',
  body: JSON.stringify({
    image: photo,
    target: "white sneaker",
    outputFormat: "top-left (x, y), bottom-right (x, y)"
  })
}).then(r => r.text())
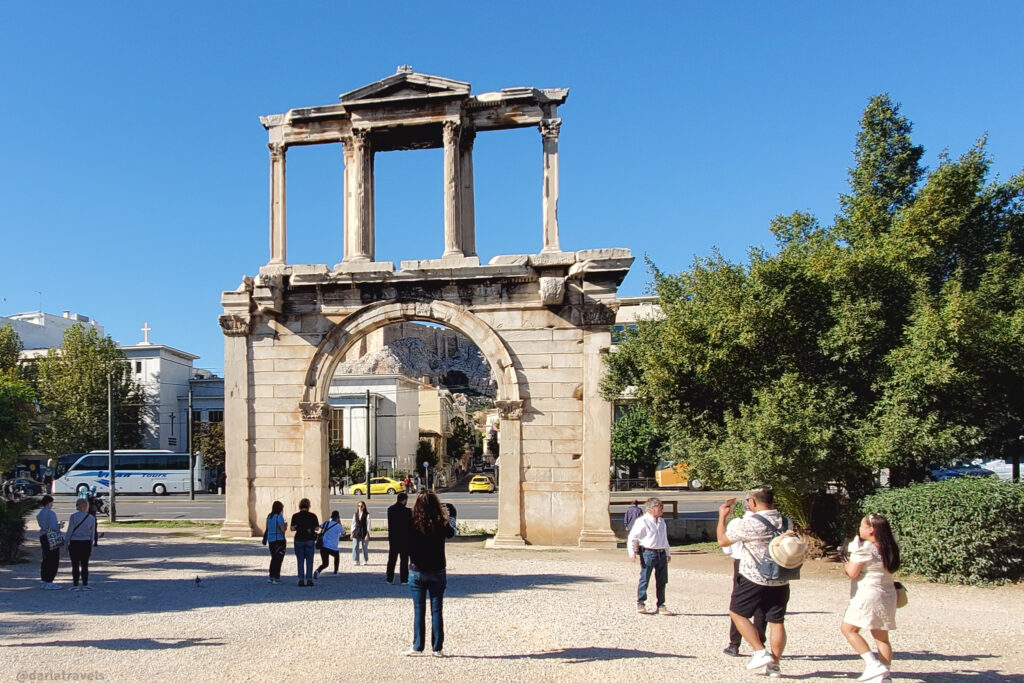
top-left (404, 649), bottom-right (422, 657)
top-left (858, 660), bottom-right (889, 681)
top-left (431, 650), bottom-right (445, 658)
top-left (43, 582), bottom-right (62, 590)
top-left (764, 662), bottom-right (782, 677)
top-left (80, 585), bottom-right (94, 591)
top-left (747, 650), bottom-right (776, 670)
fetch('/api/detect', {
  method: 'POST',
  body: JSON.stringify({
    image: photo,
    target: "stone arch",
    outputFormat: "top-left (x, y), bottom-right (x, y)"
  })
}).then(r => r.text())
top-left (302, 298), bottom-right (520, 407)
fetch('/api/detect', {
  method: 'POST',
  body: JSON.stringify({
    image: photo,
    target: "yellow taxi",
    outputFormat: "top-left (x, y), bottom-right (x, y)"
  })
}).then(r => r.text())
top-left (349, 477), bottom-right (405, 495)
top-left (468, 475), bottom-right (495, 493)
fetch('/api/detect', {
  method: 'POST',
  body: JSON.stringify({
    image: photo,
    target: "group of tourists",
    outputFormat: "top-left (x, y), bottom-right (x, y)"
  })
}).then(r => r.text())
top-left (263, 489), bottom-right (456, 656)
top-left (625, 488), bottom-right (901, 681)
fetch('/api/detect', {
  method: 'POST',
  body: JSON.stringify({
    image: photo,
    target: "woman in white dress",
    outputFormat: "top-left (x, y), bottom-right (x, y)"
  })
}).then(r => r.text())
top-left (841, 513), bottom-right (901, 682)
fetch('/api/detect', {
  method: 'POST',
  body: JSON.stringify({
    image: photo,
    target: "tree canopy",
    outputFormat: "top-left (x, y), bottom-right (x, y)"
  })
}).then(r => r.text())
top-left (603, 95), bottom-right (1024, 532)
top-left (35, 325), bottom-right (146, 456)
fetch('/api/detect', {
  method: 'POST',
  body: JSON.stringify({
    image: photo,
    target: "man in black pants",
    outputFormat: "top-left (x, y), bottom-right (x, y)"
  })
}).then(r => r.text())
top-left (386, 492), bottom-right (412, 585)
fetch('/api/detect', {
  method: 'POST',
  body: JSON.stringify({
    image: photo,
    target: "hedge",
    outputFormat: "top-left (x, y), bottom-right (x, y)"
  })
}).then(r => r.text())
top-left (0, 497), bottom-right (40, 564)
top-left (860, 477), bottom-right (1024, 585)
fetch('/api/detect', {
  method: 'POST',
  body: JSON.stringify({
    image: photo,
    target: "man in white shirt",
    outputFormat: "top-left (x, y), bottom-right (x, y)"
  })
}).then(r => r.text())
top-left (626, 498), bottom-right (672, 615)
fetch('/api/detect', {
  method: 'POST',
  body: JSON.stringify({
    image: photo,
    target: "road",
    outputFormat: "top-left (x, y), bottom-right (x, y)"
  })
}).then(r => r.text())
top-left (48, 490), bottom-right (740, 523)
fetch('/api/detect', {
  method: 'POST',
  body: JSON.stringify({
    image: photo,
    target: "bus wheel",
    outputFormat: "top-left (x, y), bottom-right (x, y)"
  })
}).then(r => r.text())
top-left (77, 484), bottom-right (90, 495)
top-left (688, 478), bottom-right (705, 491)
top-left (153, 483), bottom-right (167, 495)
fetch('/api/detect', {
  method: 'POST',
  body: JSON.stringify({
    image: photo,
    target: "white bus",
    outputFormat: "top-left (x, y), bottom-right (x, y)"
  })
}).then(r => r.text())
top-left (52, 450), bottom-right (207, 496)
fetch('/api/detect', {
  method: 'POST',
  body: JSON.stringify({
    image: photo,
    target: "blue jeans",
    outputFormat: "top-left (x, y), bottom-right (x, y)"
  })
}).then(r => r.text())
top-left (352, 538), bottom-right (369, 563)
top-left (293, 540), bottom-right (315, 581)
top-left (409, 569), bottom-right (446, 653)
top-left (637, 549), bottom-right (668, 607)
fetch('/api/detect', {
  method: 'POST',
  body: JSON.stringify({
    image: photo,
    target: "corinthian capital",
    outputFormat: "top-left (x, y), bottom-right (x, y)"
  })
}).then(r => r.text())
top-left (218, 314), bottom-right (250, 337)
top-left (442, 120), bottom-right (460, 145)
top-left (496, 400), bottom-right (525, 421)
top-left (299, 401), bottom-right (330, 422)
top-left (539, 118), bottom-right (562, 140)
top-left (268, 142), bottom-right (286, 161)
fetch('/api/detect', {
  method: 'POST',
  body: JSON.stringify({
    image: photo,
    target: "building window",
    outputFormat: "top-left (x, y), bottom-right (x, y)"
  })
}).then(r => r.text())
top-left (329, 408), bottom-right (344, 446)
top-left (135, 361), bottom-right (142, 374)
top-left (207, 410), bottom-right (224, 423)
top-left (168, 437), bottom-right (177, 447)
top-left (192, 410), bottom-right (202, 425)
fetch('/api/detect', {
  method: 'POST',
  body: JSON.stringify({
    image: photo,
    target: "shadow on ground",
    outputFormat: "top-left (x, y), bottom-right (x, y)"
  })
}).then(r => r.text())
top-left (1, 531), bottom-right (605, 619)
top-left (454, 646), bottom-right (693, 663)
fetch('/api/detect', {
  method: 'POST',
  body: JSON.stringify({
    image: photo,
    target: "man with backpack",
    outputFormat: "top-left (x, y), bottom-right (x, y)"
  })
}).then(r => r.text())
top-left (716, 486), bottom-right (803, 678)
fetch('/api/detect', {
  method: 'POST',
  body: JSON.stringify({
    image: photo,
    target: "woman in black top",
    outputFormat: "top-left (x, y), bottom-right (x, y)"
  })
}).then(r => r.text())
top-left (290, 498), bottom-right (319, 587)
top-left (405, 490), bottom-right (456, 656)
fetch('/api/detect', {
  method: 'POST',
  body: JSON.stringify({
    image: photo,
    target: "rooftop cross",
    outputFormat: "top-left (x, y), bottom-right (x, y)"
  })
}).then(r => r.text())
top-left (141, 321), bottom-right (151, 344)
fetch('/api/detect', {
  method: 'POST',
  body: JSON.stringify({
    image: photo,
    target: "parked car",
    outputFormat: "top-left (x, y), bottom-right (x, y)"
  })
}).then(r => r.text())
top-left (10, 478), bottom-right (44, 496)
top-left (349, 477), bottom-right (404, 495)
top-left (980, 459), bottom-right (1017, 482)
top-left (468, 475), bottom-right (495, 493)
top-left (927, 461), bottom-right (997, 482)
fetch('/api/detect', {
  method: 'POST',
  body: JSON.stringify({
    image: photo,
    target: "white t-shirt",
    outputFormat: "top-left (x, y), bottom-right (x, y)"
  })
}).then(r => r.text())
top-left (320, 520), bottom-right (345, 551)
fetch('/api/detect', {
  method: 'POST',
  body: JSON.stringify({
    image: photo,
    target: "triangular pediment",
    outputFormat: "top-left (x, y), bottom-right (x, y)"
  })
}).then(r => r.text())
top-left (340, 67), bottom-right (470, 103)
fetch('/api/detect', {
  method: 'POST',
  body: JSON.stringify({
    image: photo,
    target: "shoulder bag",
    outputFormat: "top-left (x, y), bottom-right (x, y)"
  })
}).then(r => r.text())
top-left (45, 528), bottom-right (66, 550)
top-left (894, 581), bottom-right (908, 608)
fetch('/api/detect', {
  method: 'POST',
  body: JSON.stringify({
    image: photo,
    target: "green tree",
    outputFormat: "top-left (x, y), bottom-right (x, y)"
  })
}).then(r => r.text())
top-left (610, 403), bottom-right (665, 475)
top-left (35, 325), bottom-right (146, 456)
top-left (348, 456), bottom-right (366, 484)
top-left (194, 421), bottom-right (225, 473)
top-left (329, 443), bottom-right (358, 479)
top-left (446, 416), bottom-right (477, 464)
top-left (0, 325), bottom-right (23, 373)
top-left (0, 375), bottom-right (36, 473)
top-left (604, 94), bottom-right (1024, 537)
top-left (416, 440), bottom-right (437, 476)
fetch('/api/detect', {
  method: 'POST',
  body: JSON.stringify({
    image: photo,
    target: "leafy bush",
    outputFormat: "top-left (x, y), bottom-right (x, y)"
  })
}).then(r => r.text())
top-left (0, 496), bottom-right (41, 564)
top-left (860, 477), bottom-right (1024, 584)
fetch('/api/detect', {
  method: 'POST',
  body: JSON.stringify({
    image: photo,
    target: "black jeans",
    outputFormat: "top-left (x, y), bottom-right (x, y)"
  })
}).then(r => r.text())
top-left (386, 541), bottom-right (409, 583)
top-left (39, 536), bottom-right (60, 583)
top-left (729, 559), bottom-right (766, 647)
top-left (316, 548), bottom-right (340, 573)
top-left (68, 540), bottom-right (92, 586)
top-left (268, 540), bottom-right (286, 579)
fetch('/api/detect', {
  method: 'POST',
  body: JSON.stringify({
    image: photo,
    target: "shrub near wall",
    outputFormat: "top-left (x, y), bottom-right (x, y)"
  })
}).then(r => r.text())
top-left (861, 477), bottom-right (1024, 585)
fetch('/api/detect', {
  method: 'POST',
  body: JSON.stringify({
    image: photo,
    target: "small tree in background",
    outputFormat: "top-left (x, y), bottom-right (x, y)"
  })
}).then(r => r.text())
top-left (330, 443), bottom-right (358, 479)
top-left (194, 421), bottom-right (225, 473)
top-left (416, 440), bottom-right (437, 477)
top-left (347, 456), bottom-right (366, 484)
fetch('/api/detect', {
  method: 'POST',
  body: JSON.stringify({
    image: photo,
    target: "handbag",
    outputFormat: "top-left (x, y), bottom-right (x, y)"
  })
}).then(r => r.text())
top-left (894, 581), bottom-right (909, 608)
top-left (45, 528), bottom-right (65, 549)
top-left (315, 521), bottom-right (337, 550)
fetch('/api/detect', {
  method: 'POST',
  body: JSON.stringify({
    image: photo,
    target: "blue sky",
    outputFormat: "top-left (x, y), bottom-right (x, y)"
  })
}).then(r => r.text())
top-left (2, 2), bottom-right (1022, 372)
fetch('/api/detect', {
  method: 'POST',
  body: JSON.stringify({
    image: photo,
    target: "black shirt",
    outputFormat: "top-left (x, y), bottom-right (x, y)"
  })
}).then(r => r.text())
top-left (387, 503), bottom-right (412, 542)
top-left (408, 523), bottom-right (455, 572)
top-left (290, 510), bottom-right (320, 542)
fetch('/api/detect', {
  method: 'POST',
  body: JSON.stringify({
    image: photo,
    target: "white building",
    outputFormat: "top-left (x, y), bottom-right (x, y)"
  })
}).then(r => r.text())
top-left (327, 374), bottom-right (421, 473)
top-left (0, 311), bottom-right (104, 358)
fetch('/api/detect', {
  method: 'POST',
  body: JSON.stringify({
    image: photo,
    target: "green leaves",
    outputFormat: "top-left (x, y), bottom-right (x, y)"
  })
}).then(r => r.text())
top-left (604, 93), bottom-right (1024, 538)
top-left (34, 324), bottom-right (146, 456)
top-left (862, 478), bottom-right (1024, 584)
top-left (0, 375), bottom-right (36, 473)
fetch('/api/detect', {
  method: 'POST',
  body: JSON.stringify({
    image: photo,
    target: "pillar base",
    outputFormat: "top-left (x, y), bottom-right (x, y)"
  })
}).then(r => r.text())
top-left (577, 529), bottom-right (619, 549)
top-left (220, 520), bottom-right (256, 538)
top-left (491, 532), bottom-right (527, 548)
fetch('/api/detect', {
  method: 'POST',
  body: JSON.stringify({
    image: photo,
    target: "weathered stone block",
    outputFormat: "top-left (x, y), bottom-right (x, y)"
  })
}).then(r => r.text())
top-left (552, 439), bottom-right (582, 454)
top-left (523, 425), bottom-right (581, 441)
top-left (521, 439), bottom-right (552, 454)
top-left (550, 411), bottom-right (583, 426)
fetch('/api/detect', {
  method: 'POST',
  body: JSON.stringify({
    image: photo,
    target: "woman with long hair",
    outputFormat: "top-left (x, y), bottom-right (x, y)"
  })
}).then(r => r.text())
top-left (404, 490), bottom-right (456, 656)
top-left (351, 500), bottom-right (371, 565)
top-left (314, 510), bottom-right (345, 579)
top-left (265, 500), bottom-right (287, 584)
top-left (841, 513), bottom-right (901, 682)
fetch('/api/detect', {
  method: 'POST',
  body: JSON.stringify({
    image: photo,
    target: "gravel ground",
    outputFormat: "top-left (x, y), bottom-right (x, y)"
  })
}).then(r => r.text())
top-left (1, 528), bottom-right (1021, 682)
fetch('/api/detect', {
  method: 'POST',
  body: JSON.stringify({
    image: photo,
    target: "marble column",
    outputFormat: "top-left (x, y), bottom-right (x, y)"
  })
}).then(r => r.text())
top-left (459, 128), bottom-right (477, 258)
top-left (442, 121), bottom-right (464, 258)
top-left (300, 402), bottom-right (330, 522)
top-left (492, 400), bottom-right (526, 547)
top-left (578, 327), bottom-right (617, 548)
top-left (219, 314), bottom-right (255, 537)
top-left (540, 118), bottom-right (562, 254)
top-left (343, 130), bottom-right (374, 262)
top-left (268, 143), bottom-right (287, 264)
